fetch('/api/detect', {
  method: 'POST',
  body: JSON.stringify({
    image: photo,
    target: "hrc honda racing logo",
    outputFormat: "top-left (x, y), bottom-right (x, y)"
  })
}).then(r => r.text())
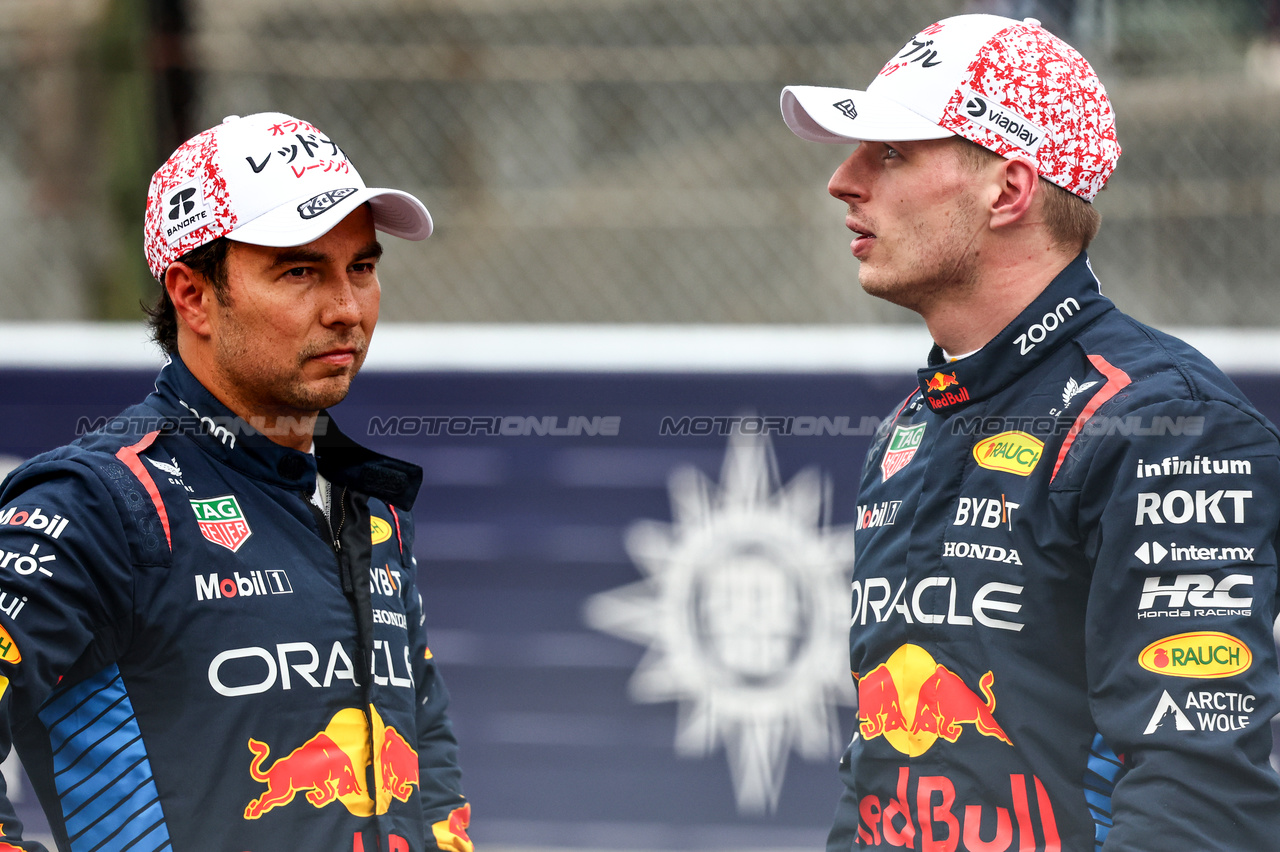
top-left (1138, 573), bottom-right (1252, 619)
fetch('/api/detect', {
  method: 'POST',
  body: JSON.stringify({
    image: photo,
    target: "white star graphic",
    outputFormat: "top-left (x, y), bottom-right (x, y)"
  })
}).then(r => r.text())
top-left (584, 431), bottom-right (857, 812)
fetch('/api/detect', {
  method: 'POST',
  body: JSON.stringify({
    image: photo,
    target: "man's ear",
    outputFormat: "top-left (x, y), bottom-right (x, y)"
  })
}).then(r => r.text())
top-left (165, 261), bottom-right (215, 340)
top-left (988, 156), bottom-right (1040, 230)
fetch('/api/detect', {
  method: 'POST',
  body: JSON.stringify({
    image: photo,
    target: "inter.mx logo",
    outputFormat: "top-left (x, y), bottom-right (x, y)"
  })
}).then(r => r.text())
top-left (191, 496), bottom-right (252, 552)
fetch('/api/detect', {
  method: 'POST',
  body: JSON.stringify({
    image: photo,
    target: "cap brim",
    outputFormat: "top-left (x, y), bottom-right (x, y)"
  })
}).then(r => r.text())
top-left (227, 186), bottom-right (433, 248)
top-left (781, 85), bottom-right (955, 143)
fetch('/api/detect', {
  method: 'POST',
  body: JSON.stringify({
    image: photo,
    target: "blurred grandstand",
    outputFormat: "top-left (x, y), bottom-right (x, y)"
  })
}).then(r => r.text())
top-left (0, 0), bottom-right (1277, 327)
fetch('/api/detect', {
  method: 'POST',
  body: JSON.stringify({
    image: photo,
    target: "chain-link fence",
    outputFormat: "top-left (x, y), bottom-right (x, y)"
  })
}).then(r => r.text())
top-left (0, 0), bottom-right (1278, 325)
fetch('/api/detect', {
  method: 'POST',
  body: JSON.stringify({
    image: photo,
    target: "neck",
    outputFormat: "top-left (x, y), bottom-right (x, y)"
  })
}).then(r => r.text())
top-left (921, 244), bottom-right (1075, 355)
top-left (176, 339), bottom-right (318, 452)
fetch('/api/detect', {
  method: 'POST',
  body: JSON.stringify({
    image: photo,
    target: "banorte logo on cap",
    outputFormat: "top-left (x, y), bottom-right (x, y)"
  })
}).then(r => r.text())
top-left (938, 21), bottom-right (1120, 202)
top-left (144, 127), bottom-right (235, 282)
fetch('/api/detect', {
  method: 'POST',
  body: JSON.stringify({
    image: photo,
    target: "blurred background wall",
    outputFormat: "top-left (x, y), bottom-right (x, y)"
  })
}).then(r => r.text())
top-left (0, 0), bottom-right (1277, 327)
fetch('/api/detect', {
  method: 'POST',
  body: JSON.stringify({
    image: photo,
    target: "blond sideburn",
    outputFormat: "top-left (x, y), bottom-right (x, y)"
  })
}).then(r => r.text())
top-left (951, 137), bottom-right (1102, 252)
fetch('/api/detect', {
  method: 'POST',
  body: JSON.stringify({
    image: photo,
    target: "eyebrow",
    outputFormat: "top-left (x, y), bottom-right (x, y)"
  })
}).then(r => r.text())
top-left (270, 240), bottom-right (384, 267)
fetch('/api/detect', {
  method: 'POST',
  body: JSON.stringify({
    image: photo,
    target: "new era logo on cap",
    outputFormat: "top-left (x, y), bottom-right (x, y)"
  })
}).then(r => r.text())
top-left (780, 14), bottom-right (1121, 201)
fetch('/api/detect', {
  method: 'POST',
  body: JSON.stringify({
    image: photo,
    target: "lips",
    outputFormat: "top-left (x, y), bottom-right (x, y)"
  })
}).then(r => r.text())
top-left (848, 220), bottom-right (876, 259)
top-left (308, 341), bottom-right (363, 368)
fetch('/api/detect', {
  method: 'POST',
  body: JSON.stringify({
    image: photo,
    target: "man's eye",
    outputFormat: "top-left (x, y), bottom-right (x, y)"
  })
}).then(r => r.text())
top-left (285, 267), bottom-right (310, 278)
top-left (883, 146), bottom-right (900, 160)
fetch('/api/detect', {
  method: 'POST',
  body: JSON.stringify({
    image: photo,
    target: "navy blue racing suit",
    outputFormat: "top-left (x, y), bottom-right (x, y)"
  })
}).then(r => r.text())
top-left (829, 254), bottom-right (1280, 851)
top-left (0, 355), bottom-right (471, 852)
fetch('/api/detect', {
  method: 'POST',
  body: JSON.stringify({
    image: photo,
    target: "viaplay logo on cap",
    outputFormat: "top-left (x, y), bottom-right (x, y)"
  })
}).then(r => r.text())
top-left (958, 86), bottom-right (1046, 155)
top-left (298, 187), bottom-right (359, 220)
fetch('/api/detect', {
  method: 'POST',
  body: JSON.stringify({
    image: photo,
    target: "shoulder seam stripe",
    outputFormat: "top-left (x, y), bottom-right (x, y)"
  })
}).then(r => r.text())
top-left (114, 431), bottom-right (172, 551)
top-left (1051, 354), bottom-right (1132, 481)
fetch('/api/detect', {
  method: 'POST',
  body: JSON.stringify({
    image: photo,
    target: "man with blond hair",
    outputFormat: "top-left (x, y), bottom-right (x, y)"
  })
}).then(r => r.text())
top-left (782, 14), bottom-right (1280, 850)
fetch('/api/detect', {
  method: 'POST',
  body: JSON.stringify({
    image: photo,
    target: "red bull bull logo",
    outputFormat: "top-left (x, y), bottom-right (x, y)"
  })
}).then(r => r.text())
top-left (431, 803), bottom-right (474, 852)
top-left (0, 825), bottom-right (23, 852)
top-left (244, 704), bottom-right (420, 819)
top-left (923, 372), bottom-right (971, 410)
top-left (858, 644), bottom-right (1012, 757)
top-left (925, 372), bottom-right (960, 393)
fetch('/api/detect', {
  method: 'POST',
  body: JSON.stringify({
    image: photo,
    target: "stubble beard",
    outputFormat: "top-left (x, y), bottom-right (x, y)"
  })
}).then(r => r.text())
top-left (855, 199), bottom-right (983, 316)
top-left (214, 322), bottom-right (367, 419)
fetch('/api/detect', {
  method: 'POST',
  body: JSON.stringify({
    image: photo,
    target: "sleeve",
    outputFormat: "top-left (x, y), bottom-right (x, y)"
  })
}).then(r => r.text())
top-left (1074, 398), bottom-right (1280, 850)
top-left (0, 457), bottom-right (140, 850)
top-left (396, 508), bottom-right (472, 852)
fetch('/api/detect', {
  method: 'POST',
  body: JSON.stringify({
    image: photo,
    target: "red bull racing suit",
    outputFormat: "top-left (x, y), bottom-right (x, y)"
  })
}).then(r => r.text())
top-left (0, 356), bottom-right (471, 851)
top-left (831, 254), bottom-right (1280, 851)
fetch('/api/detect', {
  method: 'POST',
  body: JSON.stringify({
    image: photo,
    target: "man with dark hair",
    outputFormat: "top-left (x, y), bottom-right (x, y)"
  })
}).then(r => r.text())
top-left (781, 14), bottom-right (1280, 850)
top-left (0, 113), bottom-right (473, 851)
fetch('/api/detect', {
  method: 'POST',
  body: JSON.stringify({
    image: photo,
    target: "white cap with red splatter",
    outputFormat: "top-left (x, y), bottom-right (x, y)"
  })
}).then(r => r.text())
top-left (143, 112), bottom-right (432, 282)
top-left (780, 14), bottom-right (1120, 201)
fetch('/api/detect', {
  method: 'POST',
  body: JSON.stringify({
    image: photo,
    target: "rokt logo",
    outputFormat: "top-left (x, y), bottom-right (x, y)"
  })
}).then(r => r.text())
top-left (858, 644), bottom-right (1011, 757)
top-left (1134, 490), bottom-right (1251, 525)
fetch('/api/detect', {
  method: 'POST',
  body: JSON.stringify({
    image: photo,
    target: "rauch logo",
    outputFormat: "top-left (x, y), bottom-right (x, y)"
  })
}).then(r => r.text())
top-left (1138, 631), bottom-right (1251, 678)
top-left (973, 431), bottom-right (1042, 476)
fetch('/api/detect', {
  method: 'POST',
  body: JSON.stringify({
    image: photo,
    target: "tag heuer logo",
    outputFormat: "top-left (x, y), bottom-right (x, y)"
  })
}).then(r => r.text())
top-left (297, 187), bottom-right (358, 220)
top-left (190, 495), bottom-right (252, 552)
top-left (881, 422), bottom-right (926, 481)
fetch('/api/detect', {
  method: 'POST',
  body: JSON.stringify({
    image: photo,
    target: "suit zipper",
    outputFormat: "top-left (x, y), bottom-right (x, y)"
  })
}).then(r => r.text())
top-left (331, 485), bottom-right (347, 552)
